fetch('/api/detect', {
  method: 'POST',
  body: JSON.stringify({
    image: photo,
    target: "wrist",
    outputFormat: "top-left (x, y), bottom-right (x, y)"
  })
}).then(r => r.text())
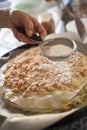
top-left (0, 9), bottom-right (10, 28)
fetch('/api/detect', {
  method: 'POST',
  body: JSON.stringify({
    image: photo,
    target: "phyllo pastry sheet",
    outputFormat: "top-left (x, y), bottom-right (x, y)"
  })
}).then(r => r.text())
top-left (1, 47), bottom-right (87, 112)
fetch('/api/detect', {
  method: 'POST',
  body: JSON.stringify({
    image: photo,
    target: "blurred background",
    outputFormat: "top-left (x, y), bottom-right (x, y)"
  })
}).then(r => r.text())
top-left (0, 0), bottom-right (87, 57)
top-left (0, 0), bottom-right (87, 26)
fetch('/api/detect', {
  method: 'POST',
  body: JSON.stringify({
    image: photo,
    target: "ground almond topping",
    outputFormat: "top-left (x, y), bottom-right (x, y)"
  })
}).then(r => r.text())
top-left (3, 47), bottom-right (87, 96)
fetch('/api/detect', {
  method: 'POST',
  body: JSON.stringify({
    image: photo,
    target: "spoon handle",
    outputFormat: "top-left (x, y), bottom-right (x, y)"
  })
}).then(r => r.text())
top-left (60, 0), bottom-right (87, 44)
top-left (75, 17), bottom-right (87, 44)
top-left (60, 0), bottom-right (74, 18)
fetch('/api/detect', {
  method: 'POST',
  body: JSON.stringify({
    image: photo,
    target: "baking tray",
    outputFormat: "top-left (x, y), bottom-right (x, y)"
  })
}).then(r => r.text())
top-left (0, 40), bottom-right (87, 130)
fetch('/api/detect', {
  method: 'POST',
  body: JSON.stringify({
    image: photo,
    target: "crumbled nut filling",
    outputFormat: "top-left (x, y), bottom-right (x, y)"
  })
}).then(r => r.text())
top-left (3, 47), bottom-right (87, 96)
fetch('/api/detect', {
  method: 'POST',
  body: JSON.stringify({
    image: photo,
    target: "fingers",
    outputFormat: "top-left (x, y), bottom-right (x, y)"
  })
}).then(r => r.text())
top-left (10, 10), bottom-right (34, 38)
top-left (21, 16), bottom-right (34, 37)
top-left (30, 16), bottom-right (47, 39)
top-left (22, 15), bottom-right (47, 39)
top-left (9, 22), bottom-right (37, 44)
top-left (9, 10), bottom-right (47, 43)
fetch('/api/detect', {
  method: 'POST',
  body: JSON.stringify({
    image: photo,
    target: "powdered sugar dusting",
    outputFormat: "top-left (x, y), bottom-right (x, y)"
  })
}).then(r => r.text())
top-left (54, 61), bottom-right (72, 83)
top-left (49, 45), bottom-right (72, 56)
top-left (3, 47), bottom-right (87, 96)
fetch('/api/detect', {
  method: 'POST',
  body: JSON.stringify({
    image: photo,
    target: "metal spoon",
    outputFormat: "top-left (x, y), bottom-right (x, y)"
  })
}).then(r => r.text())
top-left (60, 0), bottom-right (87, 44)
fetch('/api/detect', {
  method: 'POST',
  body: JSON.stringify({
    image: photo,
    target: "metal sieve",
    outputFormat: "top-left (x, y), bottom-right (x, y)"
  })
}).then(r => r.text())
top-left (40, 38), bottom-right (77, 61)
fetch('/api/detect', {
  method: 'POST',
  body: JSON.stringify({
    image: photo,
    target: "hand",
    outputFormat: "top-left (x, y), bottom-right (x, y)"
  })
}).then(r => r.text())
top-left (8, 10), bottom-right (47, 44)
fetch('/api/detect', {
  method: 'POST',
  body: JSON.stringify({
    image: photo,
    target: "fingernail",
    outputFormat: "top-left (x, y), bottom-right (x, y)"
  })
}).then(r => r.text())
top-left (28, 31), bottom-right (33, 36)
